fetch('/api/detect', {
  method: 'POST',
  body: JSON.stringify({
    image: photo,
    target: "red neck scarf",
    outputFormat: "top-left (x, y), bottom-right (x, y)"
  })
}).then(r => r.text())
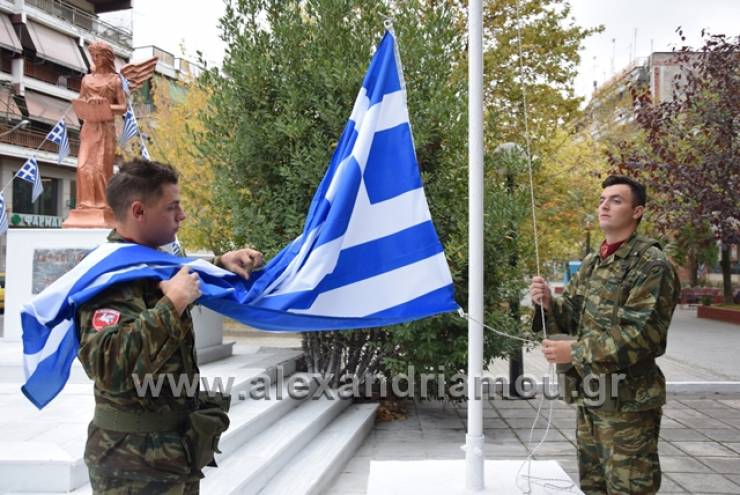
top-left (599, 239), bottom-right (626, 259)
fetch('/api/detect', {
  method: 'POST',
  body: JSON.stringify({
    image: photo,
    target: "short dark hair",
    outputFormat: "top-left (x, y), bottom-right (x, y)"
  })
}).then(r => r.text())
top-left (106, 159), bottom-right (179, 220)
top-left (602, 175), bottom-right (646, 207)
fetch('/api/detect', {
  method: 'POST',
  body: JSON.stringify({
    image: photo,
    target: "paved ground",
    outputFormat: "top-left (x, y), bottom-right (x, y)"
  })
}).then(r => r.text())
top-left (489, 308), bottom-right (740, 384)
top-left (327, 309), bottom-right (740, 494)
top-left (326, 396), bottom-right (740, 495)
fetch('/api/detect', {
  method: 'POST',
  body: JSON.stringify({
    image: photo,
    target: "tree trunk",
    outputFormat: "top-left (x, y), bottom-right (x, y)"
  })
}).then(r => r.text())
top-left (720, 243), bottom-right (733, 304)
top-left (688, 249), bottom-right (699, 287)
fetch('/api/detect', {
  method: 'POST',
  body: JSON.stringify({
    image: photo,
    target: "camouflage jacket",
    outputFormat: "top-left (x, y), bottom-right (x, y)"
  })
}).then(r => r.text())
top-left (534, 233), bottom-right (680, 411)
top-left (76, 230), bottom-right (215, 482)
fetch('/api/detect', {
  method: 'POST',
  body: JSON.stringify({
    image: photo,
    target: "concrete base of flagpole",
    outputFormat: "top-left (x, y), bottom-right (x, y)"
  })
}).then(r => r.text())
top-left (2, 228), bottom-right (231, 364)
top-left (367, 459), bottom-right (582, 495)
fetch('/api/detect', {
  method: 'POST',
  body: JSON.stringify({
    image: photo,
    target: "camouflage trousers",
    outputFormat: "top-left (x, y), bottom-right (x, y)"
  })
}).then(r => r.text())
top-left (89, 471), bottom-right (199, 495)
top-left (576, 406), bottom-right (662, 495)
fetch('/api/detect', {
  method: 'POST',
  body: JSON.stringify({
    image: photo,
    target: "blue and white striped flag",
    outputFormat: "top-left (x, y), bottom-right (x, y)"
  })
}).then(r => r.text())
top-left (0, 192), bottom-right (8, 235)
top-left (46, 120), bottom-right (69, 164)
top-left (140, 140), bottom-right (150, 160)
top-left (120, 104), bottom-right (139, 146)
top-left (17, 156), bottom-right (44, 202)
top-left (21, 30), bottom-right (458, 409)
top-left (119, 73), bottom-right (130, 95)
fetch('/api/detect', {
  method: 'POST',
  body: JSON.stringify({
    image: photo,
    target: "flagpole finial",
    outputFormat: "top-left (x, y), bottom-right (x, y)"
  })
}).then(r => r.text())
top-left (383, 17), bottom-right (394, 33)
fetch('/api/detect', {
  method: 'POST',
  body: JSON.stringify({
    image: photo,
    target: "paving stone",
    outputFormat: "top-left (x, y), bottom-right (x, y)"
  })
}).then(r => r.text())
top-left (324, 471), bottom-right (371, 493)
top-left (662, 418), bottom-right (686, 428)
top-left (513, 428), bottom-right (568, 443)
top-left (505, 417), bottom-right (547, 428)
top-left (497, 407), bottom-right (540, 419)
top-left (526, 441), bottom-right (576, 457)
top-left (342, 456), bottom-right (372, 474)
top-left (673, 441), bottom-right (738, 457)
top-left (698, 457), bottom-right (740, 475)
top-left (482, 429), bottom-right (518, 442)
top-left (659, 474), bottom-right (688, 493)
top-left (723, 443), bottom-right (740, 454)
top-left (490, 399), bottom-right (536, 409)
top-left (697, 429), bottom-right (740, 443)
top-left (681, 417), bottom-right (737, 429)
top-left (659, 441), bottom-right (686, 457)
top-left (661, 456), bottom-right (713, 473)
top-left (667, 473), bottom-right (740, 494)
top-left (679, 399), bottom-right (722, 408)
top-left (660, 428), bottom-right (712, 441)
top-left (717, 400), bottom-right (740, 409)
top-left (696, 407), bottom-right (740, 420)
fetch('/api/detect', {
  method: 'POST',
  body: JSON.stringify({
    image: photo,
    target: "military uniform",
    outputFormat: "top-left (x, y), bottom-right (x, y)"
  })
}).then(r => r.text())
top-left (77, 231), bottom-right (219, 494)
top-left (534, 233), bottom-right (680, 494)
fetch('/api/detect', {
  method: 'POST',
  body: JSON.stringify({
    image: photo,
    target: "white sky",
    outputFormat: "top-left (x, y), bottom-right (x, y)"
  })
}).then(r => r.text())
top-left (103, 0), bottom-right (740, 101)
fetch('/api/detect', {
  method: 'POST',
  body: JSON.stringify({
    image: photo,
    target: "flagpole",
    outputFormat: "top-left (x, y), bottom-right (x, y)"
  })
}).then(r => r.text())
top-left (466, 0), bottom-right (485, 491)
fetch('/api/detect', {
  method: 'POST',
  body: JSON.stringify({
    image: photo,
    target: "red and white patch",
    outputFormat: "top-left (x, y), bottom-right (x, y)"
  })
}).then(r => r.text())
top-left (92, 309), bottom-right (121, 331)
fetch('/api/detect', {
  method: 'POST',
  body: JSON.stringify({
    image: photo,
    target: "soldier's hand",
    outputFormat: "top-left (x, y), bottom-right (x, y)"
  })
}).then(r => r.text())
top-left (220, 247), bottom-right (265, 280)
top-left (529, 276), bottom-right (553, 312)
top-left (159, 266), bottom-right (201, 315)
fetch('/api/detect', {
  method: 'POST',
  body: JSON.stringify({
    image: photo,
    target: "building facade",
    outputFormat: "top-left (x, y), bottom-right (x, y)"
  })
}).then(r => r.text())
top-left (0, 0), bottom-right (131, 269)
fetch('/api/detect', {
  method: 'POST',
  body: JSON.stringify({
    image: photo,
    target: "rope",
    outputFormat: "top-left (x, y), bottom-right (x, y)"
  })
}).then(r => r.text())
top-left (455, 1), bottom-right (578, 491)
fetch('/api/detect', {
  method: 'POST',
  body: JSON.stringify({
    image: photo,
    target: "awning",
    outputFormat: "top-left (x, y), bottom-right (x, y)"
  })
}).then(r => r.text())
top-left (0, 86), bottom-right (22, 118)
top-left (25, 21), bottom-right (87, 73)
top-left (0, 14), bottom-right (22, 53)
top-left (24, 90), bottom-right (80, 128)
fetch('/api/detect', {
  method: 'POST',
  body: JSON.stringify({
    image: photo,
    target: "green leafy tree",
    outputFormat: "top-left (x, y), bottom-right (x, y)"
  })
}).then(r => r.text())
top-left (198, 0), bottom-right (600, 394)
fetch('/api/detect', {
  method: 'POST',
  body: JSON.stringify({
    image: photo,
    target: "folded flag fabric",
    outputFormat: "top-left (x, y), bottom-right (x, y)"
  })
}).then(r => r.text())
top-left (21, 29), bottom-right (458, 409)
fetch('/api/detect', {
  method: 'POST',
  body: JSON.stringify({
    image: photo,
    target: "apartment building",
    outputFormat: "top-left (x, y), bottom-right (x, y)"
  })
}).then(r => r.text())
top-left (0, 0), bottom-right (131, 267)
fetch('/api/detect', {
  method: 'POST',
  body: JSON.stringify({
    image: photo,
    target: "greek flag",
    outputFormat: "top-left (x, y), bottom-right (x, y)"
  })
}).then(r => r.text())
top-left (0, 192), bottom-right (7, 235)
top-left (21, 30), bottom-right (457, 408)
top-left (46, 120), bottom-right (69, 164)
top-left (17, 156), bottom-right (44, 202)
top-left (120, 104), bottom-right (139, 146)
top-left (119, 74), bottom-right (130, 95)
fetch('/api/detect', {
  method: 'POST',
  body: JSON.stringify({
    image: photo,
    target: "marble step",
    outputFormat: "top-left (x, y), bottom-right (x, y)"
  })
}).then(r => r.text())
top-left (258, 403), bottom-right (378, 495)
top-left (201, 390), bottom-right (352, 495)
top-left (0, 348), bottom-right (304, 493)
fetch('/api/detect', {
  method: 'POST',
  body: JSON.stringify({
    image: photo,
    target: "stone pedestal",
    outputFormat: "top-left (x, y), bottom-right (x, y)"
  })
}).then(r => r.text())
top-left (3, 229), bottom-right (231, 363)
top-left (62, 207), bottom-right (115, 229)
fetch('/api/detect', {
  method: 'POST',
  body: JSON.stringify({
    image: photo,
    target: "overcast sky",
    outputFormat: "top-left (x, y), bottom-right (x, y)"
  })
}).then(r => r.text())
top-left (104, 0), bottom-right (740, 101)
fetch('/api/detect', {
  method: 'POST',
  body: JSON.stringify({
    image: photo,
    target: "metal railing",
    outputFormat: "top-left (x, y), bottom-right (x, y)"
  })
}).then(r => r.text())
top-left (26, 0), bottom-right (132, 49)
top-left (0, 123), bottom-right (80, 156)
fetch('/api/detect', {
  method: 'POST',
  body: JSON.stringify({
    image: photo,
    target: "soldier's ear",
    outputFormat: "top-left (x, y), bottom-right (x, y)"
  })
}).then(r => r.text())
top-left (632, 205), bottom-right (644, 221)
top-left (131, 200), bottom-right (145, 221)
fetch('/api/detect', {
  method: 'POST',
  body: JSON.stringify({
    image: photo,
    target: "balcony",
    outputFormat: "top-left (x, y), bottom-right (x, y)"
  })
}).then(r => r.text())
top-left (26, 0), bottom-right (132, 49)
top-left (0, 123), bottom-right (80, 157)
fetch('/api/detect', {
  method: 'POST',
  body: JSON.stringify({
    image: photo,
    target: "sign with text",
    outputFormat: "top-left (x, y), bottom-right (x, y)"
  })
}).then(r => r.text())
top-left (32, 249), bottom-right (89, 294)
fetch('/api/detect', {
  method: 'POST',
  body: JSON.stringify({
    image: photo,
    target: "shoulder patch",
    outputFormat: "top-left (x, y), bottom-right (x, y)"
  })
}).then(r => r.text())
top-left (92, 309), bottom-right (121, 331)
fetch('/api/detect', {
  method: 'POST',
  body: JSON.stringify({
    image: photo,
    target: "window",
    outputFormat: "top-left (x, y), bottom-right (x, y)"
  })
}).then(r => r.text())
top-left (12, 175), bottom-right (59, 215)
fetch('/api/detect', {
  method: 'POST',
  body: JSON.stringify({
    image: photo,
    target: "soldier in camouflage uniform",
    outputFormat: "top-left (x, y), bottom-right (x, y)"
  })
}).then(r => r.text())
top-left (76, 159), bottom-right (263, 494)
top-left (529, 175), bottom-right (680, 494)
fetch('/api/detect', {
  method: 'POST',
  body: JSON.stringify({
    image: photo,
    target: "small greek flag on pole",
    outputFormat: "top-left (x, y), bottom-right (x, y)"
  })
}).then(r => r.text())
top-left (120, 105), bottom-right (139, 147)
top-left (18, 156), bottom-right (44, 202)
top-left (46, 120), bottom-right (69, 164)
top-left (119, 74), bottom-right (130, 95)
top-left (0, 192), bottom-right (8, 235)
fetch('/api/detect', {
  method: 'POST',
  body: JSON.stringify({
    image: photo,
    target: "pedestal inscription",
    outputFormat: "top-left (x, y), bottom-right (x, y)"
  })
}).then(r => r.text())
top-left (32, 249), bottom-right (89, 294)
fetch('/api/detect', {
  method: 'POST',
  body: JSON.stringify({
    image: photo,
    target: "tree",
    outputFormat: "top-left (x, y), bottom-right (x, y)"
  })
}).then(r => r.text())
top-left (199, 0), bottom-right (602, 395)
top-left (130, 77), bottom-right (233, 253)
top-left (533, 128), bottom-right (608, 266)
top-left (611, 31), bottom-right (739, 302)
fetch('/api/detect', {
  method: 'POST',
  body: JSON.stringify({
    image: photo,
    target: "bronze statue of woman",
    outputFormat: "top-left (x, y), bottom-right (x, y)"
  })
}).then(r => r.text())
top-left (64, 41), bottom-right (157, 228)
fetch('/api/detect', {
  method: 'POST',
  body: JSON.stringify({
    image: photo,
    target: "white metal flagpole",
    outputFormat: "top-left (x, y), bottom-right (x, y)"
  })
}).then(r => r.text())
top-left (465, 0), bottom-right (485, 491)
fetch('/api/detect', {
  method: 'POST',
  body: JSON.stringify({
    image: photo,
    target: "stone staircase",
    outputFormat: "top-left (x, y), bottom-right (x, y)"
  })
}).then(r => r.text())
top-left (0, 344), bottom-right (377, 495)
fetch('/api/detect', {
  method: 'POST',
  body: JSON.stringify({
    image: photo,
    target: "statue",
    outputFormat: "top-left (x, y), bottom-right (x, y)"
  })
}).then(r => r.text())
top-left (63, 41), bottom-right (157, 228)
